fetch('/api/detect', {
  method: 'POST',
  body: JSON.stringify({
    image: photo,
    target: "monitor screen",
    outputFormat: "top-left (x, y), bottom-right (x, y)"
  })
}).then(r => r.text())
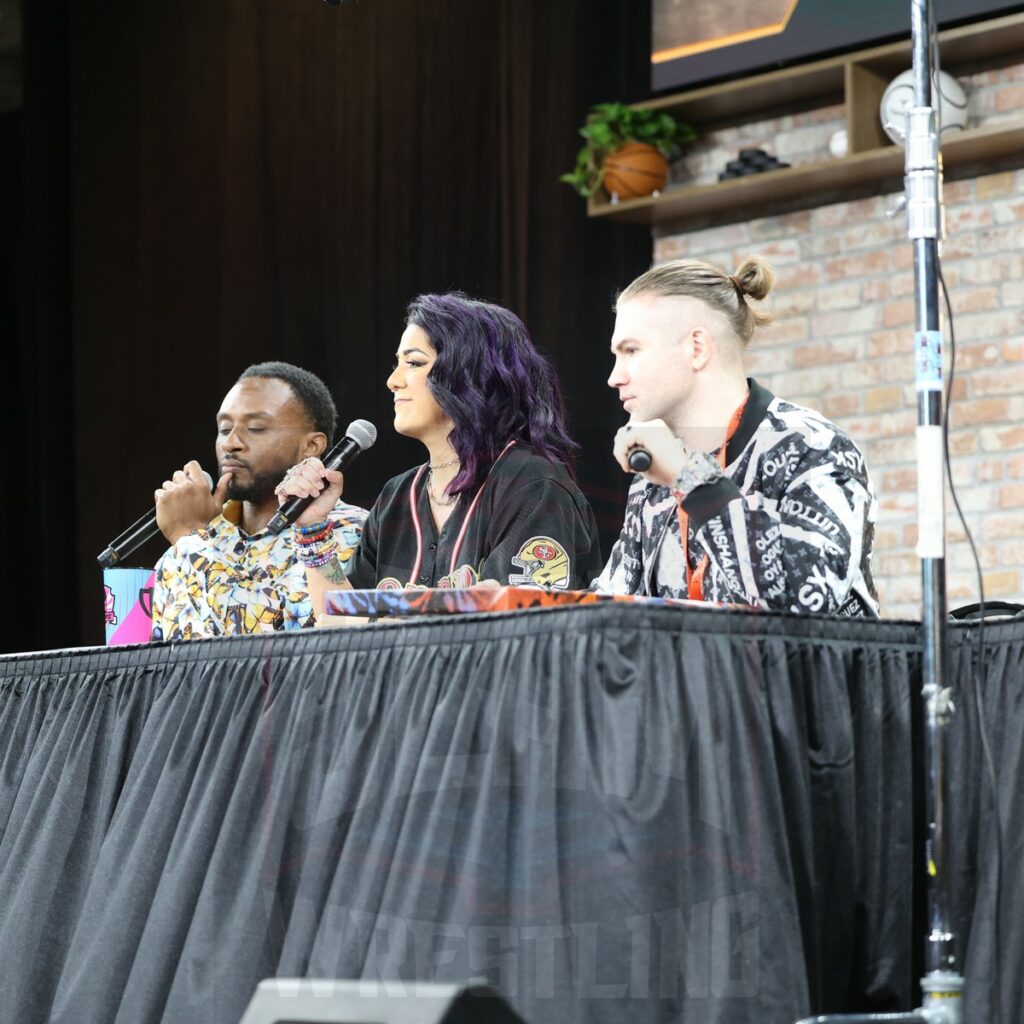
top-left (652, 0), bottom-right (1024, 91)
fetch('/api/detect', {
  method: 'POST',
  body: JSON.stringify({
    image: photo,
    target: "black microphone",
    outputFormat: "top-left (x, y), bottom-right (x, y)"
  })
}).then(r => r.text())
top-left (628, 447), bottom-right (652, 472)
top-left (97, 471), bottom-right (214, 569)
top-left (267, 418), bottom-right (377, 534)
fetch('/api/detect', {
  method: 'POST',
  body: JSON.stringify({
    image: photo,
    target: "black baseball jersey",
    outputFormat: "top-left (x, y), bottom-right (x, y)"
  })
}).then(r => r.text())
top-left (346, 444), bottom-right (603, 591)
top-left (593, 379), bottom-right (879, 616)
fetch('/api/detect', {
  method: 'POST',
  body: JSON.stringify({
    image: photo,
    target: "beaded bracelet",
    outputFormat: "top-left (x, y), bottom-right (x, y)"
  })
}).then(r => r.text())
top-left (296, 518), bottom-right (335, 538)
top-left (296, 540), bottom-right (340, 568)
top-left (296, 529), bottom-right (332, 548)
top-left (293, 517), bottom-right (340, 567)
top-left (295, 532), bottom-right (339, 567)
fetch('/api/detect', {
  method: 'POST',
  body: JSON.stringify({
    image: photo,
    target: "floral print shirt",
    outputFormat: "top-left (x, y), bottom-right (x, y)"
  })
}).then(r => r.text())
top-left (151, 499), bottom-right (368, 641)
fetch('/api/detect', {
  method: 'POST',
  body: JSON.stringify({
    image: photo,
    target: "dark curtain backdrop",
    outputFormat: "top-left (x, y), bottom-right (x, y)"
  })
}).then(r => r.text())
top-left (5, 0), bottom-right (652, 654)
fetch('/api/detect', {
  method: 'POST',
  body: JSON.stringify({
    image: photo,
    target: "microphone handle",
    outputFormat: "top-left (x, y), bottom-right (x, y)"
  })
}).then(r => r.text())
top-left (628, 447), bottom-right (653, 472)
top-left (267, 436), bottom-right (363, 535)
top-left (322, 435), bottom-right (362, 473)
top-left (98, 517), bottom-right (165, 569)
top-left (108, 506), bottom-right (162, 550)
top-left (97, 470), bottom-right (216, 569)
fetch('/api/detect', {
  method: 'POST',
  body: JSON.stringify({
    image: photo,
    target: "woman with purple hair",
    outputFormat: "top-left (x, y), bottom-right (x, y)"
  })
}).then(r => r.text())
top-left (276, 292), bottom-right (602, 616)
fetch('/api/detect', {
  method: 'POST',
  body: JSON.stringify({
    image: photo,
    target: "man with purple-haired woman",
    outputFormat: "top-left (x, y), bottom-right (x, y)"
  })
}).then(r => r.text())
top-left (277, 292), bottom-right (603, 621)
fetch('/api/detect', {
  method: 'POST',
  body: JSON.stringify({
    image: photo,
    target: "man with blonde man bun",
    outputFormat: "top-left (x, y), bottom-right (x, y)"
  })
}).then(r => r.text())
top-left (594, 256), bottom-right (878, 616)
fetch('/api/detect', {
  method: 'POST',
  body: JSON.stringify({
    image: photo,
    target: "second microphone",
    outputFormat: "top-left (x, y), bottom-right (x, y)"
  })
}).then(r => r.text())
top-left (268, 418), bottom-right (377, 534)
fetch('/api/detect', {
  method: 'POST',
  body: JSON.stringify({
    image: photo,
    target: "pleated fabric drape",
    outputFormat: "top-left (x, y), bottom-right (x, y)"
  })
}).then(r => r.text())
top-left (2, 605), bottom-right (1018, 1023)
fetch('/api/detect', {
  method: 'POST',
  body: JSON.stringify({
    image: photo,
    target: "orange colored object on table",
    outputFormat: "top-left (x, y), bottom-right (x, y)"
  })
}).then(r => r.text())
top-left (324, 586), bottom-right (706, 618)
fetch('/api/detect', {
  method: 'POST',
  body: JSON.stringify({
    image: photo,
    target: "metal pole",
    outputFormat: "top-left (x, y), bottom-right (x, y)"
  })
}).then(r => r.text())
top-left (795, 1), bottom-right (964, 1021)
top-left (905, 0), bottom-right (959, 991)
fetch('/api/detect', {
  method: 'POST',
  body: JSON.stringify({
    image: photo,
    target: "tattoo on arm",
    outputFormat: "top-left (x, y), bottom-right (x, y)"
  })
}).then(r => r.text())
top-left (318, 557), bottom-right (350, 585)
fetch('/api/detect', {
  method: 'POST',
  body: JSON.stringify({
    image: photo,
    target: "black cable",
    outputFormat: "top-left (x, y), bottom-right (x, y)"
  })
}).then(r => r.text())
top-left (939, 267), bottom-right (1002, 1023)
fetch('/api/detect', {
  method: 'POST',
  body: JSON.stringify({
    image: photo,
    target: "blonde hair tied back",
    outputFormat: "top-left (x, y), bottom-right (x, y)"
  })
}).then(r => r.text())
top-left (617, 254), bottom-right (775, 345)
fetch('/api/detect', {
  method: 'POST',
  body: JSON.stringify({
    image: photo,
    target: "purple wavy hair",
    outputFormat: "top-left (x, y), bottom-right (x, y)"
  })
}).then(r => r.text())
top-left (406, 292), bottom-right (578, 498)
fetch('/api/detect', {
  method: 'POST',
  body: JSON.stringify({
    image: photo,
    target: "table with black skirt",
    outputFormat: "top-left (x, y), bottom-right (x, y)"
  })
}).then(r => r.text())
top-left (0, 603), bottom-right (1019, 1024)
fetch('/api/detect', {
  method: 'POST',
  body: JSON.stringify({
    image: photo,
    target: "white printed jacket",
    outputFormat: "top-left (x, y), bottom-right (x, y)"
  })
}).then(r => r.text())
top-left (593, 379), bottom-right (879, 616)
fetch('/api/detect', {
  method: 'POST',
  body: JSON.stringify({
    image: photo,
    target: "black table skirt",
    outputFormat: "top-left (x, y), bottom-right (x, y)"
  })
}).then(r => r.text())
top-left (0, 604), bottom-right (1019, 1024)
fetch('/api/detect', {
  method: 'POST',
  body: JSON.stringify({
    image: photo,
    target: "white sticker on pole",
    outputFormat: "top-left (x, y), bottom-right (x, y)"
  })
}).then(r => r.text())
top-left (916, 426), bottom-right (945, 558)
top-left (915, 330), bottom-right (943, 391)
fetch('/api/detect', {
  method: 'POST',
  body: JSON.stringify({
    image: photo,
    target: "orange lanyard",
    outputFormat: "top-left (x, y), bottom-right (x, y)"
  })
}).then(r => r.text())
top-left (677, 395), bottom-right (747, 601)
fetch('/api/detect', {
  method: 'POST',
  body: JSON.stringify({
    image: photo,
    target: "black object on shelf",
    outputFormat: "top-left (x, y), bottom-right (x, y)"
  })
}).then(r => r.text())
top-left (718, 147), bottom-right (790, 181)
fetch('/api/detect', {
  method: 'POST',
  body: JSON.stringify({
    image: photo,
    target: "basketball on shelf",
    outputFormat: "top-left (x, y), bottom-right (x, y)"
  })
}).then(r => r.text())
top-left (560, 101), bottom-right (692, 200)
top-left (602, 143), bottom-right (668, 201)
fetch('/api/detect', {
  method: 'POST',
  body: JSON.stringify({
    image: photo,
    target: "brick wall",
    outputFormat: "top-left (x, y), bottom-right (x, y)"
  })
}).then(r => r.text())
top-left (654, 166), bottom-right (1024, 619)
top-left (673, 52), bottom-right (1024, 188)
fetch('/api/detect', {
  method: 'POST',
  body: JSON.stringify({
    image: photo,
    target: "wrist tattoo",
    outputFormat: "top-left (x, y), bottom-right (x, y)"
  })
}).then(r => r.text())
top-left (318, 556), bottom-right (350, 584)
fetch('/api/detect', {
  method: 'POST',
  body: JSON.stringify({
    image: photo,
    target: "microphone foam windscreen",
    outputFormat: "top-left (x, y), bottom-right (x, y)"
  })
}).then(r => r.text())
top-left (347, 419), bottom-right (377, 450)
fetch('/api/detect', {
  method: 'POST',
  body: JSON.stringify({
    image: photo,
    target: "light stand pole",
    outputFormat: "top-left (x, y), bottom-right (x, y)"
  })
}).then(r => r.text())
top-left (904, 0), bottom-right (963, 1007)
top-left (796, 0), bottom-right (964, 1021)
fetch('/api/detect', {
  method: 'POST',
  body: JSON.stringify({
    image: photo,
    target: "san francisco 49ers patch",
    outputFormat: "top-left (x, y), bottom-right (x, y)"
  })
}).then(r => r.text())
top-left (509, 537), bottom-right (571, 589)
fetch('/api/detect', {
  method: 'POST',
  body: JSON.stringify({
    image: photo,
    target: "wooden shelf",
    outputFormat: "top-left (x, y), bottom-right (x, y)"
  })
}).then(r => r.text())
top-left (587, 120), bottom-right (1024, 227)
top-left (587, 12), bottom-right (1024, 228)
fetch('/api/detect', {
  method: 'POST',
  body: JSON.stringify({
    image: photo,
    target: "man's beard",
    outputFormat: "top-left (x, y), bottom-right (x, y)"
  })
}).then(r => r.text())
top-left (224, 464), bottom-right (291, 504)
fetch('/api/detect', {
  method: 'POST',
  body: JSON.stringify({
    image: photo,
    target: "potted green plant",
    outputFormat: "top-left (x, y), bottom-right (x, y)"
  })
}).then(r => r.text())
top-left (560, 101), bottom-right (695, 201)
